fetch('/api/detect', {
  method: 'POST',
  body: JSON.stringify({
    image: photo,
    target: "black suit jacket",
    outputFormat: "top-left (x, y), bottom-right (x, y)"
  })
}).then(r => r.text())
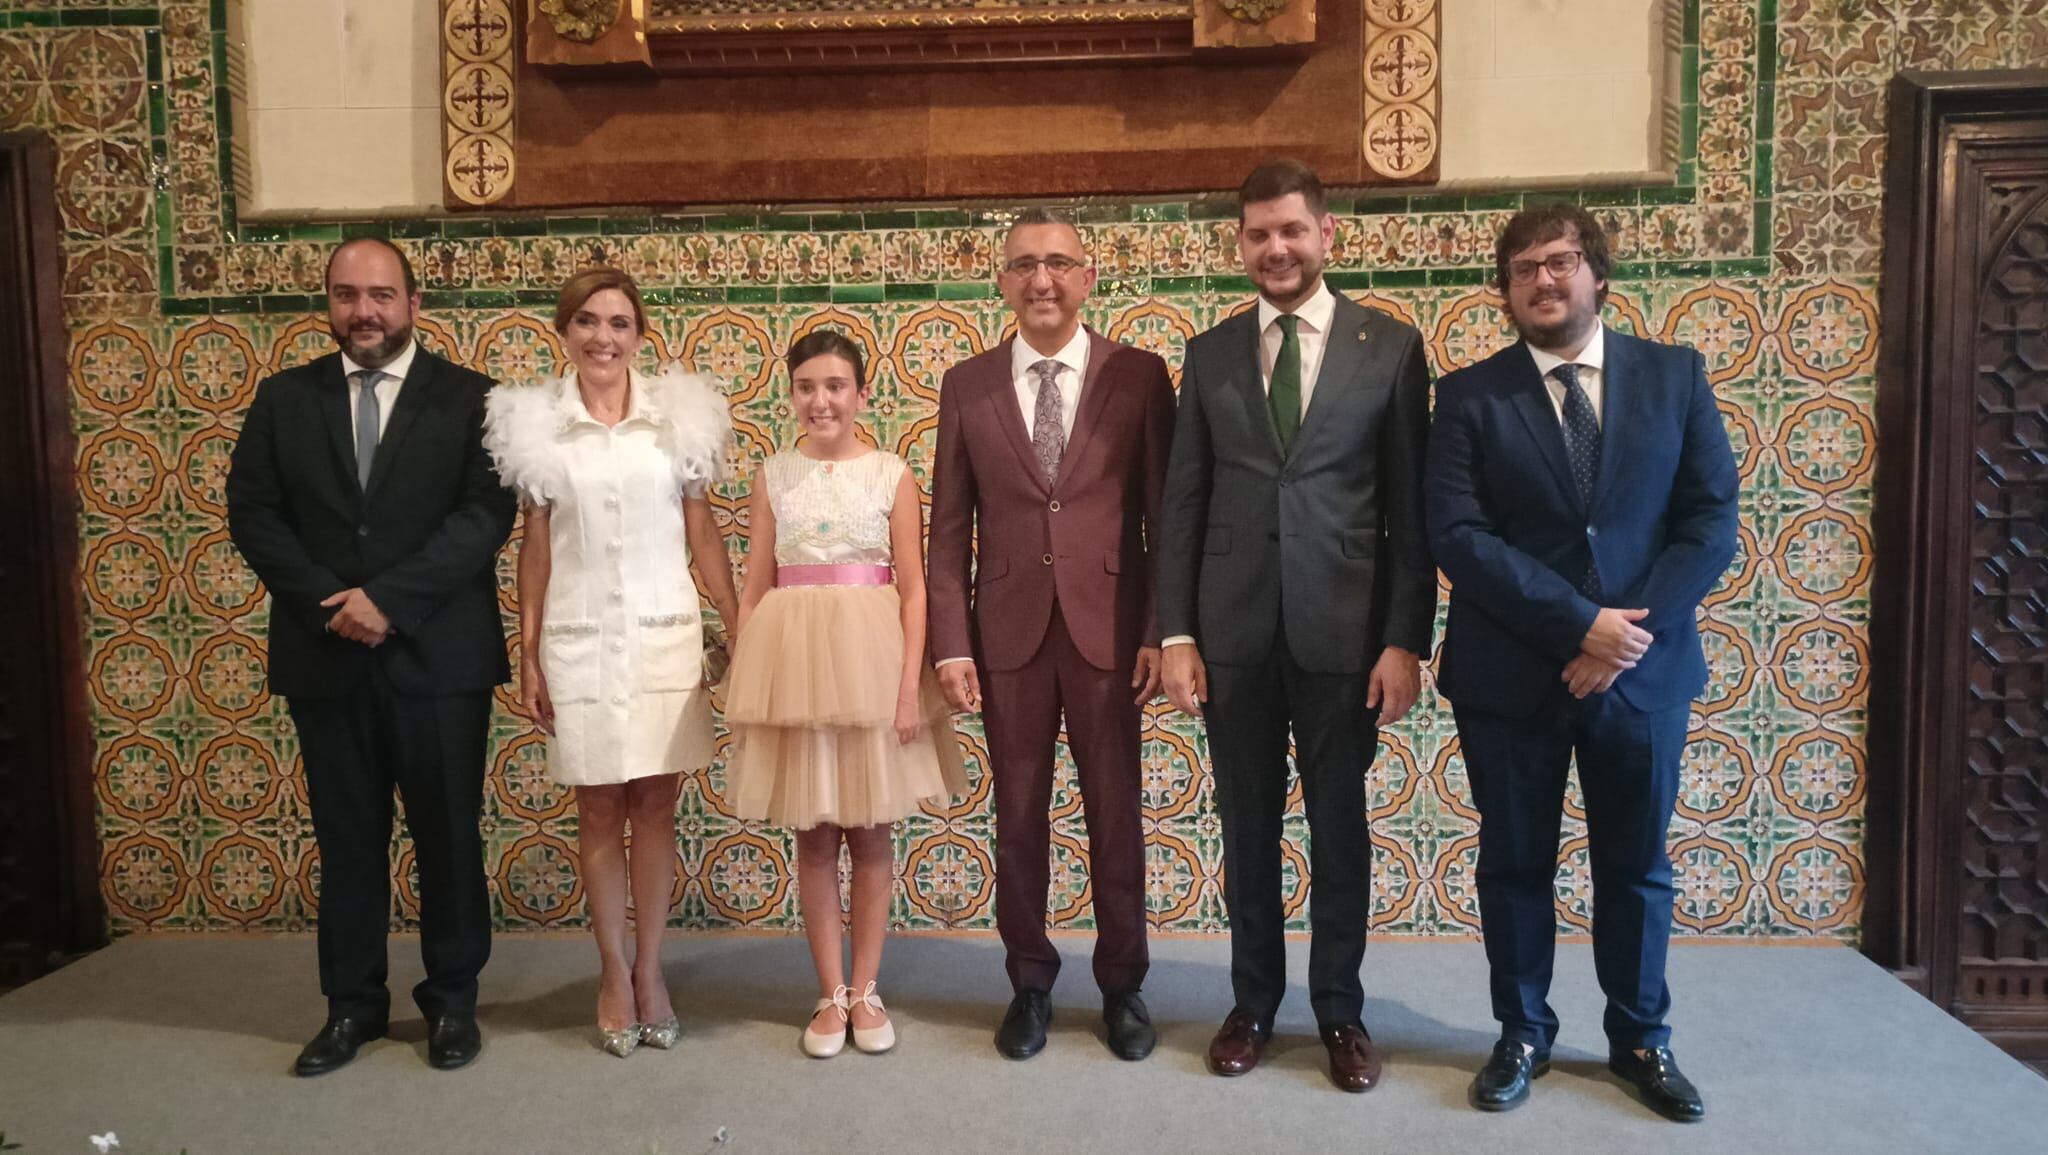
top-left (1158, 293), bottom-right (1436, 674)
top-left (226, 348), bottom-right (517, 699)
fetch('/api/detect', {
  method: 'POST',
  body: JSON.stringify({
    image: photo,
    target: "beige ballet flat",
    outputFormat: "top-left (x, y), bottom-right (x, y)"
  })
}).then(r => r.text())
top-left (850, 980), bottom-right (896, 1055)
top-left (801, 986), bottom-right (851, 1059)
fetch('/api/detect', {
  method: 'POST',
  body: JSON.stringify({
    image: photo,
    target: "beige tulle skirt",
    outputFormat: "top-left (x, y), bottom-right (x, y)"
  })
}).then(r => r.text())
top-left (724, 583), bottom-right (968, 830)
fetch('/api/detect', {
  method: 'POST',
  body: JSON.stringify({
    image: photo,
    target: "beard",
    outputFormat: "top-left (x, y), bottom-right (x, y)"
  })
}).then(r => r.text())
top-left (1251, 254), bottom-right (1324, 307)
top-left (1511, 292), bottom-right (1600, 351)
top-left (331, 316), bottom-right (415, 367)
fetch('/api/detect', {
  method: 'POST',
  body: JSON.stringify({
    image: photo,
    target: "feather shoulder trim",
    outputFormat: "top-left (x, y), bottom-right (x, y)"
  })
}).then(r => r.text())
top-left (481, 380), bottom-right (568, 504)
top-left (642, 365), bottom-right (734, 495)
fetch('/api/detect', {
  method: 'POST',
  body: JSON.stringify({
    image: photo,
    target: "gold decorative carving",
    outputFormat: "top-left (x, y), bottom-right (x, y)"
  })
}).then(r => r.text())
top-left (537, 0), bottom-right (622, 42)
top-left (1219, 0), bottom-right (1289, 23)
top-left (443, 0), bottom-right (518, 207)
top-left (646, 2), bottom-right (1187, 33)
top-left (1361, 0), bottom-right (1438, 183)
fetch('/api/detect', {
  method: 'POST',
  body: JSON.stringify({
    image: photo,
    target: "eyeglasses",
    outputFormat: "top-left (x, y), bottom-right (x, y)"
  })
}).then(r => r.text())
top-left (1002, 255), bottom-right (1088, 278)
top-left (1506, 250), bottom-right (1586, 285)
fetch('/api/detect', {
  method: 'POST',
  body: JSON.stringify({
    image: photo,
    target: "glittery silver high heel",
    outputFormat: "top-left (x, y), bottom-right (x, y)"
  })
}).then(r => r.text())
top-left (639, 1016), bottom-right (681, 1050)
top-left (599, 1023), bottom-right (642, 1058)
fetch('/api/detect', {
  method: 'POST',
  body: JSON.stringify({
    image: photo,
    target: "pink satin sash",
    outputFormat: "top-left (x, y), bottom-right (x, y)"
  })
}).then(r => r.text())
top-left (776, 563), bottom-right (893, 587)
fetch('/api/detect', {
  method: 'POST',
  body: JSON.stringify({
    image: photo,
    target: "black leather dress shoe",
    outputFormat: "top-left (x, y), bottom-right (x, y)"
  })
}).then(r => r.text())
top-left (427, 1013), bottom-right (483, 1071)
top-left (1470, 1039), bottom-right (1550, 1111)
top-left (1609, 1047), bottom-right (1705, 1122)
top-left (293, 1016), bottom-right (386, 1077)
top-left (995, 989), bottom-right (1052, 1059)
top-left (1102, 990), bottom-right (1157, 1061)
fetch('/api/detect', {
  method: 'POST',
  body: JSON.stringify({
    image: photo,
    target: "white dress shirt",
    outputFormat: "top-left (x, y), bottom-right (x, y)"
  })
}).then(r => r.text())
top-left (1527, 325), bottom-right (1606, 428)
top-left (1255, 279), bottom-right (1337, 418)
top-left (341, 338), bottom-right (416, 439)
top-left (1010, 324), bottom-right (1091, 439)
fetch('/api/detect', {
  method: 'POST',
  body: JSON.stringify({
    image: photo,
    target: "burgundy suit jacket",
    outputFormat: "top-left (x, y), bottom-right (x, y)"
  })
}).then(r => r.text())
top-left (928, 330), bottom-right (1176, 673)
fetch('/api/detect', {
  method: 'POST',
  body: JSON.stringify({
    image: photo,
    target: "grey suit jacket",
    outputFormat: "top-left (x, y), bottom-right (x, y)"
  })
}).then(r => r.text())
top-left (1157, 292), bottom-right (1436, 674)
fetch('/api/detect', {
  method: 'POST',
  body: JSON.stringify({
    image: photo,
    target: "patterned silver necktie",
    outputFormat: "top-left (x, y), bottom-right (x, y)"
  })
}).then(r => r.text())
top-left (352, 368), bottom-right (382, 490)
top-left (1553, 363), bottom-right (1603, 596)
top-left (1030, 358), bottom-right (1065, 486)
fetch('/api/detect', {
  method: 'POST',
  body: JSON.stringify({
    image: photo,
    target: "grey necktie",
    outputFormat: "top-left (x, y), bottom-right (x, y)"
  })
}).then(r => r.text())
top-left (1030, 358), bottom-right (1065, 486)
top-left (1553, 363), bottom-right (1602, 597)
top-left (352, 368), bottom-right (381, 490)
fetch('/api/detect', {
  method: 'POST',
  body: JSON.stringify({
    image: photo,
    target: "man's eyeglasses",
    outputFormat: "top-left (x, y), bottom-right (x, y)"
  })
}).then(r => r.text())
top-left (1002, 255), bottom-right (1088, 278)
top-left (1506, 250), bottom-right (1586, 285)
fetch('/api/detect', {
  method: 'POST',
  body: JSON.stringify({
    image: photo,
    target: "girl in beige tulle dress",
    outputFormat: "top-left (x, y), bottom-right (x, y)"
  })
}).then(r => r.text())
top-left (725, 330), bottom-right (966, 1059)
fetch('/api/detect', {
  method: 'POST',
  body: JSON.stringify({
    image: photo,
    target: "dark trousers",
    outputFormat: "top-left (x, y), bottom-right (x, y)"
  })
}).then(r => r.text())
top-left (1206, 640), bottom-right (1376, 1028)
top-left (1454, 691), bottom-right (1687, 1052)
top-left (982, 604), bottom-right (1149, 995)
top-left (287, 671), bottom-right (493, 1022)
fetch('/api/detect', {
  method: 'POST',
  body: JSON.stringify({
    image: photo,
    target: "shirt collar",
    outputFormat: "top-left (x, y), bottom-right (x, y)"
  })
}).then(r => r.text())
top-left (1527, 324), bottom-right (1606, 381)
top-left (341, 338), bottom-right (417, 385)
top-left (1256, 279), bottom-right (1336, 336)
top-left (558, 367), bottom-right (657, 429)
top-left (1011, 325), bottom-right (1092, 382)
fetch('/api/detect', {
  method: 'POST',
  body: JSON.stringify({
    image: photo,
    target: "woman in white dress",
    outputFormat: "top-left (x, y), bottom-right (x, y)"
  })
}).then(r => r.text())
top-left (482, 267), bottom-right (738, 1057)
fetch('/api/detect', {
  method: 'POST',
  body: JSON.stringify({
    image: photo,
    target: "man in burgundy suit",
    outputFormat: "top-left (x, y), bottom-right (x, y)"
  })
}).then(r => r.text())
top-left (928, 208), bottom-right (1177, 1062)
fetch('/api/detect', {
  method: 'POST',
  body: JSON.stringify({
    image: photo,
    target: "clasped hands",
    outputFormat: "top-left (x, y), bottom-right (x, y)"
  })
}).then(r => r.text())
top-left (321, 587), bottom-right (391, 646)
top-left (1565, 607), bottom-right (1654, 699)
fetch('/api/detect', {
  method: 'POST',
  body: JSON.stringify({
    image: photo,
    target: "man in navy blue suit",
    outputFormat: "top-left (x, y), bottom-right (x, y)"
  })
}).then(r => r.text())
top-left (1424, 203), bottom-right (1738, 1122)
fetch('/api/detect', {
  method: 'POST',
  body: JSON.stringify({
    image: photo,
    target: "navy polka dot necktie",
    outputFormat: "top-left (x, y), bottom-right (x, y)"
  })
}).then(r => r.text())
top-left (1553, 363), bottom-right (1600, 507)
top-left (1554, 362), bottom-right (1603, 598)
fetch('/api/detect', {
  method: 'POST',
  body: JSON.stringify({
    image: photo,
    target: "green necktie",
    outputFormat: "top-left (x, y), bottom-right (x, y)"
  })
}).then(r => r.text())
top-left (1269, 313), bottom-right (1302, 451)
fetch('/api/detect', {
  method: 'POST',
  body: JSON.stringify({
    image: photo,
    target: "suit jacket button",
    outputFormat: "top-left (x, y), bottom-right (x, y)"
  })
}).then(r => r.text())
top-left (1042, 553), bottom-right (1054, 565)
top-left (356, 526), bottom-right (369, 538)
top-left (1049, 500), bottom-right (1061, 512)
top-left (1586, 526), bottom-right (1599, 538)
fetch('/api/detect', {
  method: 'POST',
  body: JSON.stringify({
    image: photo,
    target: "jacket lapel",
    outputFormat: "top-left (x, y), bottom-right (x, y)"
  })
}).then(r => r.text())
top-left (1224, 308), bottom-right (1285, 463)
top-left (1295, 294), bottom-right (1366, 456)
top-left (1506, 342), bottom-right (1586, 515)
top-left (316, 353), bottom-right (361, 501)
top-left (363, 349), bottom-right (435, 501)
top-left (1054, 329), bottom-right (1118, 493)
top-left (1589, 326), bottom-right (1631, 518)
top-left (980, 339), bottom-right (1051, 495)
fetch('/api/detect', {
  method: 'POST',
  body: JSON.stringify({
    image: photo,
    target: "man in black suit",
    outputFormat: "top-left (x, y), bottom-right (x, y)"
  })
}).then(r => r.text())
top-left (1158, 161), bottom-right (1436, 1093)
top-left (227, 238), bottom-right (516, 1075)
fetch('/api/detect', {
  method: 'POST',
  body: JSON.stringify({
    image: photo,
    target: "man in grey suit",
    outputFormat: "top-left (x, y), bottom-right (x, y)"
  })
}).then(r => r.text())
top-left (1159, 160), bottom-right (1436, 1093)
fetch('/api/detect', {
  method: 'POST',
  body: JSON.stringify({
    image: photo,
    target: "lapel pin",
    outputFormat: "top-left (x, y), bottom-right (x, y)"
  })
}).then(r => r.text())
top-left (1355, 331), bottom-right (1369, 342)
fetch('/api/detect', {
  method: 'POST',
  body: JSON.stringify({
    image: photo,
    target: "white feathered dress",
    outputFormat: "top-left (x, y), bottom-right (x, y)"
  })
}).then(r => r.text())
top-left (483, 366), bottom-right (732, 786)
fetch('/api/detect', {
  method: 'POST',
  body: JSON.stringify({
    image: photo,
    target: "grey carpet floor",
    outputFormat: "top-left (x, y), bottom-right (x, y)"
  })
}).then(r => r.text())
top-left (1, 933), bottom-right (2042, 1155)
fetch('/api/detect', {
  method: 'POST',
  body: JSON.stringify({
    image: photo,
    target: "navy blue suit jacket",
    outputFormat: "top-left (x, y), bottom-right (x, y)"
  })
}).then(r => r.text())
top-left (1424, 328), bottom-right (1739, 718)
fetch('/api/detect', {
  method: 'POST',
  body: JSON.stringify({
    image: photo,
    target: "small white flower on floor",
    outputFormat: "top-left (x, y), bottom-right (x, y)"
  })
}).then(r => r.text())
top-left (88, 1135), bottom-right (118, 1154)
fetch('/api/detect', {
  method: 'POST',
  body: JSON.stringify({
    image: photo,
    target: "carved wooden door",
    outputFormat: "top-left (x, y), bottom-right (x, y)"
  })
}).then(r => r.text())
top-left (1871, 72), bottom-right (2048, 1070)
top-left (0, 131), bottom-right (101, 986)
